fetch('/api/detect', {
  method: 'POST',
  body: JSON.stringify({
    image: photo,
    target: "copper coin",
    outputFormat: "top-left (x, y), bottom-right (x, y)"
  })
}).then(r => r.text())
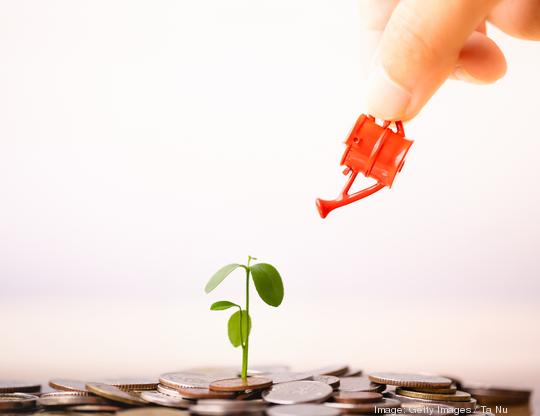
top-left (209, 377), bottom-right (272, 392)
top-left (0, 381), bottom-right (41, 393)
top-left (310, 365), bottom-right (349, 377)
top-left (49, 379), bottom-right (89, 392)
top-left (0, 393), bottom-right (38, 411)
top-left (396, 388), bottom-right (471, 402)
top-left (324, 397), bottom-right (401, 414)
top-left (408, 384), bottom-right (457, 394)
top-left (334, 391), bottom-right (383, 404)
top-left (368, 373), bottom-right (452, 388)
top-left (313, 376), bottom-right (340, 390)
top-left (462, 386), bottom-right (531, 405)
top-left (176, 386), bottom-right (236, 399)
top-left (339, 376), bottom-right (385, 393)
top-left (86, 382), bottom-right (147, 406)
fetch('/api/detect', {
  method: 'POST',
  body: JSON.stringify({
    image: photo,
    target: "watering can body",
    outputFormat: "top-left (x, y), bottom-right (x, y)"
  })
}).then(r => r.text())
top-left (316, 114), bottom-right (413, 218)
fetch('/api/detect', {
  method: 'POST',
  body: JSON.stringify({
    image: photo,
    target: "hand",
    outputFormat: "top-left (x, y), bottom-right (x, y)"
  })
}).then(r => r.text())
top-left (360, 0), bottom-right (540, 121)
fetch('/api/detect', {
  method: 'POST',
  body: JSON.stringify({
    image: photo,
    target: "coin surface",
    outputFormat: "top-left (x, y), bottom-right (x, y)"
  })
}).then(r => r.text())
top-left (157, 384), bottom-right (184, 397)
top-left (325, 397), bottom-right (401, 414)
top-left (339, 376), bottom-right (385, 393)
top-left (189, 399), bottom-right (267, 415)
top-left (262, 381), bottom-right (333, 405)
top-left (388, 391), bottom-right (478, 410)
top-left (175, 386), bottom-right (236, 399)
top-left (86, 382), bottom-right (147, 406)
top-left (0, 393), bottom-right (38, 410)
top-left (462, 385), bottom-right (531, 405)
top-left (408, 384), bottom-right (457, 394)
top-left (67, 404), bottom-right (124, 412)
top-left (369, 373), bottom-right (452, 388)
top-left (312, 376), bottom-right (340, 390)
top-left (267, 403), bottom-right (340, 416)
top-left (248, 365), bottom-right (290, 376)
top-left (49, 379), bottom-right (89, 392)
top-left (310, 365), bottom-right (349, 377)
top-left (396, 388), bottom-right (471, 402)
top-left (209, 377), bottom-right (272, 392)
top-left (38, 391), bottom-right (111, 407)
top-left (0, 381), bottom-right (41, 393)
top-left (140, 390), bottom-right (192, 408)
top-left (264, 372), bottom-right (314, 384)
top-left (160, 372), bottom-right (217, 389)
top-left (118, 407), bottom-right (190, 416)
top-left (333, 391), bottom-right (383, 404)
top-left (100, 377), bottom-right (158, 391)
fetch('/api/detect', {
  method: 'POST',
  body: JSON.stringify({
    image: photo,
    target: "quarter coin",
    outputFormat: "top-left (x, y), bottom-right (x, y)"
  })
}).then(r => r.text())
top-left (333, 391), bottom-right (383, 404)
top-left (0, 393), bottom-right (38, 411)
top-left (396, 388), bottom-right (471, 402)
top-left (267, 404), bottom-right (340, 416)
top-left (86, 382), bottom-right (148, 406)
top-left (368, 373), bottom-right (452, 388)
top-left (209, 377), bottom-right (272, 392)
top-left (262, 381), bottom-right (333, 405)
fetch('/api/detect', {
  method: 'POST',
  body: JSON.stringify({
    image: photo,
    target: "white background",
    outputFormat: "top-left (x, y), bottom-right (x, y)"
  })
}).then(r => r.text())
top-left (1, 0), bottom-right (539, 391)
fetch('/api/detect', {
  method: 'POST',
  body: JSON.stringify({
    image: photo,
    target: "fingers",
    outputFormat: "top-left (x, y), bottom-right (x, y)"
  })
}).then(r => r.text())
top-left (489, 0), bottom-right (540, 40)
top-left (365, 0), bottom-right (499, 121)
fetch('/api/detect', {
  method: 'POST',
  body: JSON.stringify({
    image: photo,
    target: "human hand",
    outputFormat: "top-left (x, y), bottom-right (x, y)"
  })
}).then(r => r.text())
top-left (360, 0), bottom-right (540, 121)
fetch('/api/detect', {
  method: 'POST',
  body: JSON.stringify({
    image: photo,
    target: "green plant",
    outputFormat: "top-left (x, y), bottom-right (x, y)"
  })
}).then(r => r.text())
top-left (205, 256), bottom-right (284, 381)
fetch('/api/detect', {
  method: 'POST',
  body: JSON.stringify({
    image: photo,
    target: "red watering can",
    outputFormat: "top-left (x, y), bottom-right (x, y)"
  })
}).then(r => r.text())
top-left (316, 114), bottom-right (413, 218)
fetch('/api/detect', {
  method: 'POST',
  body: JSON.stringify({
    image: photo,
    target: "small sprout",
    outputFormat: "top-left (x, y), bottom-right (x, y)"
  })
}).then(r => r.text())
top-left (205, 255), bottom-right (284, 381)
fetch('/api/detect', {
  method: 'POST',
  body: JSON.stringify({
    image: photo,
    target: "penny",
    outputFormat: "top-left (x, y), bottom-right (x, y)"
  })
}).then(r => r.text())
top-left (310, 365), bottom-right (349, 377)
top-left (267, 404), bottom-right (340, 416)
top-left (176, 386), bottom-right (236, 399)
top-left (39, 391), bottom-right (112, 407)
top-left (368, 373), bottom-right (452, 388)
top-left (189, 399), bottom-right (267, 415)
top-left (100, 377), bottom-right (158, 391)
top-left (396, 388), bottom-right (471, 402)
top-left (324, 397), bottom-right (401, 414)
top-left (462, 385), bottom-right (531, 405)
top-left (119, 408), bottom-right (190, 416)
top-left (339, 376), bottom-right (385, 393)
top-left (49, 379), bottom-right (89, 392)
top-left (333, 391), bottom-right (383, 404)
top-left (262, 381), bottom-right (333, 405)
top-left (0, 393), bottom-right (38, 411)
top-left (86, 382), bottom-right (147, 406)
top-left (265, 372), bottom-right (314, 384)
top-left (312, 375), bottom-right (340, 390)
top-left (209, 377), bottom-right (272, 392)
top-left (408, 384), bottom-right (457, 394)
top-left (0, 381), bottom-right (41, 393)
top-left (67, 404), bottom-right (124, 412)
top-left (160, 372), bottom-right (217, 389)
top-left (140, 391), bottom-right (192, 408)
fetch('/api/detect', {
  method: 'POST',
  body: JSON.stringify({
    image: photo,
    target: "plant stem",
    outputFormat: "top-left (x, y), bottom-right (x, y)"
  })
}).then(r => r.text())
top-left (241, 257), bottom-right (252, 381)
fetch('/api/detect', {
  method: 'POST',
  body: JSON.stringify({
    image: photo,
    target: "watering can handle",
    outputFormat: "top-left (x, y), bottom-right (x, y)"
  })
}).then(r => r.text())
top-left (367, 115), bottom-right (405, 136)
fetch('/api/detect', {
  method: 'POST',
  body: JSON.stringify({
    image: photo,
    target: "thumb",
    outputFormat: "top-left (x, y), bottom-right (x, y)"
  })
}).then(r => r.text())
top-left (365, 0), bottom-right (498, 121)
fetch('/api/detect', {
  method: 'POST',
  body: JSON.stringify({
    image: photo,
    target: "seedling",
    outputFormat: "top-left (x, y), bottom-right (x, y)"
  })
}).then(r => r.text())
top-left (205, 256), bottom-right (284, 381)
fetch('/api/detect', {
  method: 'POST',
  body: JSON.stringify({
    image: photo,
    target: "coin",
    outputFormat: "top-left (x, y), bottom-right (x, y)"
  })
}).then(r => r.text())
top-left (100, 378), bottom-right (158, 391)
top-left (160, 372), bottom-right (217, 389)
top-left (339, 376), bottom-right (385, 393)
top-left (0, 393), bottom-right (38, 410)
top-left (175, 387), bottom-right (236, 400)
top-left (49, 379), bottom-right (89, 392)
top-left (310, 365), bottom-right (349, 377)
top-left (39, 391), bottom-right (112, 407)
top-left (324, 397), bottom-right (401, 414)
top-left (369, 373), bottom-right (452, 388)
top-left (462, 385), bottom-right (531, 405)
top-left (388, 391), bottom-right (478, 410)
top-left (248, 365), bottom-right (291, 376)
top-left (262, 381), bottom-right (333, 405)
top-left (0, 381), bottom-right (41, 393)
top-left (86, 382), bottom-right (147, 406)
top-left (189, 399), bottom-right (267, 415)
top-left (333, 391), bottom-right (383, 404)
top-left (158, 384), bottom-right (184, 397)
top-left (312, 376), bottom-right (340, 390)
top-left (264, 372), bottom-right (314, 384)
top-left (140, 390), bottom-right (192, 408)
top-left (343, 368), bottom-right (363, 377)
top-left (67, 404), bottom-right (124, 412)
top-left (209, 377), bottom-right (272, 392)
top-left (266, 404), bottom-right (340, 416)
top-left (408, 384), bottom-right (457, 394)
top-left (119, 408), bottom-right (190, 416)
top-left (396, 388), bottom-right (471, 402)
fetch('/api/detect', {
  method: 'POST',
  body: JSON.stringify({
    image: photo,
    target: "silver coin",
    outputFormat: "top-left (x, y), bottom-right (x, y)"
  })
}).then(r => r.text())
top-left (312, 375), bottom-right (340, 390)
top-left (324, 397), bottom-right (401, 414)
top-left (309, 365), bottom-right (349, 377)
top-left (339, 376), bottom-right (385, 393)
top-left (157, 384), bottom-right (183, 397)
top-left (140, 391), bottom-right (192, 409)
top-left (267, 404), bottom-right (340, 416)
top-left (189, 399), bottom-right (266, 415)
top-left (0, 393), bottom-right (38, 411)
top-left (264, 372), bottom-right (314, 384)
top-left (262, 381), bottom-right (333, 405)
top-left (38, 391), bottom-right (111, 407)
top-left (160, 372), bottom-right (219, 389)
top-left (388, 391), bottom-right (478, 410)
top-left (247, 365), bottom-right (290, 376)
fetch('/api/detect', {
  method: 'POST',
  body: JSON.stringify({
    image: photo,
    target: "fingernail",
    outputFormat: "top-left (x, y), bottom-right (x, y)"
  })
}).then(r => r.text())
top-left (365, 63), bottom-right (412, 120)
top-left (452, 66), bottom-right (486, 84)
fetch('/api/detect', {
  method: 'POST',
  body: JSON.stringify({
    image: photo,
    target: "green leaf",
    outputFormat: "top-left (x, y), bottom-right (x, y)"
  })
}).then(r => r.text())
top-left (210, 300), bottom-right (239, 311)
top-left (227, 309), bottom-right (251, 347)
top-left (205, 263), bottom-right (241, 293)
top-left (250, 263), bottom-right (284, 307)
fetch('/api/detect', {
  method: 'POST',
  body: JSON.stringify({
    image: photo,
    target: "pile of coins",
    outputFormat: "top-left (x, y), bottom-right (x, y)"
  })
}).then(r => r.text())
top-left (0, 367), bottom-right (532, 415)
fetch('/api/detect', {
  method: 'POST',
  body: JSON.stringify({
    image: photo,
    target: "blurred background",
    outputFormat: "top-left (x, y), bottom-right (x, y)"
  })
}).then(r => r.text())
top-left (0, 0), bottom-right (538, 395)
